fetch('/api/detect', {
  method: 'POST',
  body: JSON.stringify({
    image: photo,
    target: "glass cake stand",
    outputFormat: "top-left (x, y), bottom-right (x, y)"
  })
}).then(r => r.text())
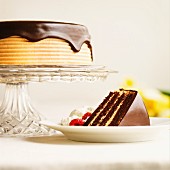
top-left (0, 65), bottom-right (116, 136)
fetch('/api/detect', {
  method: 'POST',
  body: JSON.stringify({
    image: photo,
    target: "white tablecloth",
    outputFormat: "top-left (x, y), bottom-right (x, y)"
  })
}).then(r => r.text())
top-left (0, 131), bottom-right (170, 170)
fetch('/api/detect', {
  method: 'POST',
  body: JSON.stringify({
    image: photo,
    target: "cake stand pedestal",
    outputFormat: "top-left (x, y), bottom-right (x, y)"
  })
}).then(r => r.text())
top-left (0, 83), bottom-right (50, 135)
top-left (0, 65), bottom-right (116, 136)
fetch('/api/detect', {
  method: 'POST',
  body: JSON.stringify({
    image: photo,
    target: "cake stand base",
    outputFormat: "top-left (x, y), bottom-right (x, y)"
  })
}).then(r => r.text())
top-left (0, 83), bottom-right (55, 136)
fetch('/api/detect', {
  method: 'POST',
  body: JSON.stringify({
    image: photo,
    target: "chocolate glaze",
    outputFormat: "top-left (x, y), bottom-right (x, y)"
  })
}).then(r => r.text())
top-left (0, 21), bottom-right (92, 56)
top-left (119, 93), bottom-right (150, 126)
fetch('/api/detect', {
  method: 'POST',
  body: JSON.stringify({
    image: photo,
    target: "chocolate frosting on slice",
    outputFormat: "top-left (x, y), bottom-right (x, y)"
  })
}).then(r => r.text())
top-left (0, 21), bottom-right (92, 53)
top-left (119, 93), bottom-right (150, 126)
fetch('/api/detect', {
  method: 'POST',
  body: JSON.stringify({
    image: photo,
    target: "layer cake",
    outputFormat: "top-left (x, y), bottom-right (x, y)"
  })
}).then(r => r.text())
top-left (0, 21), bottom-right (93, 65)
top-left (83, 89), bottom-right (150, 126)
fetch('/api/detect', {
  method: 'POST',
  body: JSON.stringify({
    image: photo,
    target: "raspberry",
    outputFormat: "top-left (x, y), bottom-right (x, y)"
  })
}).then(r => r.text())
top-left (69, 118), bottom-right (84, 126)
top-left (82, 112), bottom-right (92, 120)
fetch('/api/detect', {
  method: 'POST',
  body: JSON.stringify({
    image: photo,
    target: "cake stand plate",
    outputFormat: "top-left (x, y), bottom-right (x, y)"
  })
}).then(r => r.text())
top-left (0, 65), bottom-right (117, 136)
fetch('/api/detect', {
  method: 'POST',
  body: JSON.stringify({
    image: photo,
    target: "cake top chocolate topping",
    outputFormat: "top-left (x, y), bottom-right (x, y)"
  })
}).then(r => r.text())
top-left (0, 21), bottom-right (91, 52)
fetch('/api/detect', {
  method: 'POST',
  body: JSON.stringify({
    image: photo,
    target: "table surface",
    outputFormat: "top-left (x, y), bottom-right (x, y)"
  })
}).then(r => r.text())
top-left (0, 130), bottom-right (170, 170)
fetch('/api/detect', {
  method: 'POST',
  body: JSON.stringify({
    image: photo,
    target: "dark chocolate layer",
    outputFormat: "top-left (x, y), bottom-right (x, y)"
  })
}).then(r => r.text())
top-left (0, 21), bottom-right (92, 54)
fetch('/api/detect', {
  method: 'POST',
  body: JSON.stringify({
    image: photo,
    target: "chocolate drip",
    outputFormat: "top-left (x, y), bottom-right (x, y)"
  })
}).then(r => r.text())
top-left (0, 21), bottom-right (92, 55)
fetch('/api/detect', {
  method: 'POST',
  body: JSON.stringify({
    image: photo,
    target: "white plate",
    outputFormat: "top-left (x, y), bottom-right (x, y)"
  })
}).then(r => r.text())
top-left (40, 118), bottom-right (170, 143)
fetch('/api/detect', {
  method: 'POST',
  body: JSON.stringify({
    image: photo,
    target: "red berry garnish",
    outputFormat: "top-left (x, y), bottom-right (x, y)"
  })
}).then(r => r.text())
top-left (82, 112), bottom-right (92, 120)
top-left (69, 118), bottom-right (84, 126)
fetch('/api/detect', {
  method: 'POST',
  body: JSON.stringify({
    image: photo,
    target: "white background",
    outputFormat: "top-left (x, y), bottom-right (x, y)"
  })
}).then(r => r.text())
top-left (0, 0), bottom-right (169, 120)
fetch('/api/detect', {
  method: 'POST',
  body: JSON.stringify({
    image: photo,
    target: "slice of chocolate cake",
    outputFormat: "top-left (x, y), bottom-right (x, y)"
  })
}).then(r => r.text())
top-left (83, 89), bottom-right (150, 126)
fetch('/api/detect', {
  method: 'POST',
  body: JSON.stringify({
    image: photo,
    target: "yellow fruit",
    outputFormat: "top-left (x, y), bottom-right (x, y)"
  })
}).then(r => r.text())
top-left (120, 78), bottom-right (170, 118)
top-left (140, 89), bottom-right (170, 117)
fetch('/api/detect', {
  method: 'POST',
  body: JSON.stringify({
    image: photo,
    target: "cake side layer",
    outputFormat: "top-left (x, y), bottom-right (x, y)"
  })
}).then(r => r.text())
top-left (0, 21), bottom-right (92, 54)
top-left (90, 89), bottom-right (137, 126)
top-left (0, 36), bottom-right (92, 65)
top-left (84, 89), bottom-right (150, 126)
